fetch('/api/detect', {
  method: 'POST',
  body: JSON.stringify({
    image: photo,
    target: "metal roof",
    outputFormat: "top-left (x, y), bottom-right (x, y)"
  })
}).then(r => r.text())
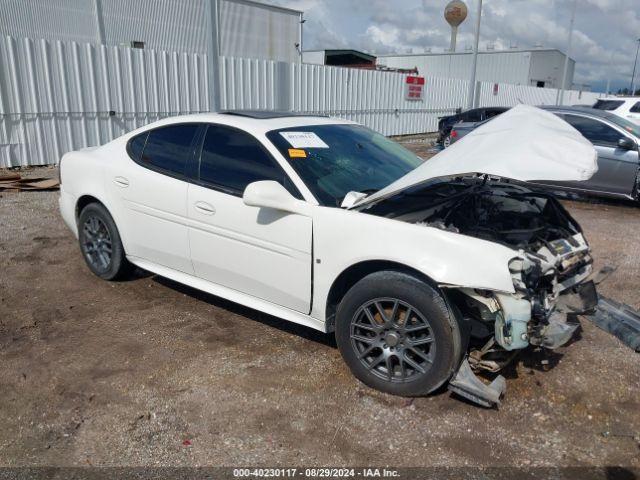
top-left (377, 48), bottom-right (570, 57)
top-left (221, 110), bottom-right (329, 119)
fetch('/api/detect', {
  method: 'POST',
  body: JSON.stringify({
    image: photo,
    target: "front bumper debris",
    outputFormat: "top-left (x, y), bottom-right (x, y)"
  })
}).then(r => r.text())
top-left (530, 312), bottom-right (579, 349)
top-left (586, 296), bottom-right (640, 353)
top-left (448, 358), bottom-right (506, 408)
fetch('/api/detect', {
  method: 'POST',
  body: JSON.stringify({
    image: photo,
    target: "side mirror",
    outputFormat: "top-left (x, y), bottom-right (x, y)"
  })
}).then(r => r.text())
top-left (243, 180), bottom-right (310, 216)
top-left (618, 137), bottom-right (637, 151)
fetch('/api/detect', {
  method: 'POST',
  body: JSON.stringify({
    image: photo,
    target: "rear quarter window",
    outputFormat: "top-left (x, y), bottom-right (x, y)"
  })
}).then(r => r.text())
top-left (593, 100), bottom-right (624, 111)
top-left (126, 132), bottom-right (148, 162)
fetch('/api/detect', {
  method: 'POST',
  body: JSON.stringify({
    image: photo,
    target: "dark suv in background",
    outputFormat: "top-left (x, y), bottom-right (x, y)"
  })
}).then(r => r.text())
top-left (437, 106), bottom-right (508, 147)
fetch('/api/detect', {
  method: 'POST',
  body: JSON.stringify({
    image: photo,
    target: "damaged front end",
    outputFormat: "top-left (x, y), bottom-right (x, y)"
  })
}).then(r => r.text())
top-left (362, 176), bottom-right (600, 406)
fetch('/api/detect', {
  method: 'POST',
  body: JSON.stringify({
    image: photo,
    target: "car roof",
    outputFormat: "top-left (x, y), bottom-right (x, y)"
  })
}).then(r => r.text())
top-left (220, 110), bottom-right (329, 120)
top-left (539, 105), bottom-right (613, 118)
top-left (595, 97), bottom-right (639, 104)
top-left (124, 111), bottom-right (355, 138)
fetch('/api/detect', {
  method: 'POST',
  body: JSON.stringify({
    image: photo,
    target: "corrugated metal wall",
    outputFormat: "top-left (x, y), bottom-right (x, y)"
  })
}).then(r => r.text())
top-left (0, 36), bottom-right (603, 168)
top-left (0, 0), bottom-right (301, 62)
top-left (291, 62), bottom-right (471, 135)
top-left (0, 36), bottom-right (208, 167)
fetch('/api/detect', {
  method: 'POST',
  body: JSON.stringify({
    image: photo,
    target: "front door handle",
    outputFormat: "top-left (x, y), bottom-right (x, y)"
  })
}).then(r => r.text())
top-left (194, 201), bottom-right (216, 215)
top-left (114, 176), bottom-right (129, 188)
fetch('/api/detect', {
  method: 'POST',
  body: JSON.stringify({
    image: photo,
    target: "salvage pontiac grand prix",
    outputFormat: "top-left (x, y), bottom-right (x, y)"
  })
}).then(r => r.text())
top-left (58, 105), bottom-right (599, 406)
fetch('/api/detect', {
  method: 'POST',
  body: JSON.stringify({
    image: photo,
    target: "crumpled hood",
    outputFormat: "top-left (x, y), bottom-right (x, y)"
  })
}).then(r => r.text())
top-left (351, 104), bottom-right (598, 208)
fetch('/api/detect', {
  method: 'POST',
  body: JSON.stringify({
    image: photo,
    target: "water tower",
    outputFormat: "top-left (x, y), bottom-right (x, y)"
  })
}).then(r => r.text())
top-left (444, 0), bottom-right (468, 52)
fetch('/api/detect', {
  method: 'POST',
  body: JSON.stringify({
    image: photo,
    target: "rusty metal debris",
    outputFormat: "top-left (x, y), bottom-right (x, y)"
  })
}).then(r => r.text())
top-left (586, 296), bottom-right (640, 353)
top-left (0, 172), bottom-right (59, 191)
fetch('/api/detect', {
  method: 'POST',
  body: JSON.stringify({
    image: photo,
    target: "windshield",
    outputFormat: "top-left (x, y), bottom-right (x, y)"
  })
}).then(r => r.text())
top-left (266, 124), bottom-right (423, 206)
top-left (604, 113), bottom-right (640, 138)
top-left (593, 99), bottom-right (624, 111)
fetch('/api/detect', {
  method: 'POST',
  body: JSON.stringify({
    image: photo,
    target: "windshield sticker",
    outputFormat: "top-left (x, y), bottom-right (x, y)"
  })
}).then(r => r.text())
top-left (288, 148), bottom-right (307, 158)
top-left (280, 131), bottom-right (329, 149)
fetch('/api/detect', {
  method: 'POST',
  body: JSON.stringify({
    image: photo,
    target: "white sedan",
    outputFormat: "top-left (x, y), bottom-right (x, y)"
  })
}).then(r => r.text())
top-left (59, 105), bottom-right (599, 406)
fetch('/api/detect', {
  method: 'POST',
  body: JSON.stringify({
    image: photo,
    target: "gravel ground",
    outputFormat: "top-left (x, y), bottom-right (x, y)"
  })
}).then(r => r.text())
top-left (0, 161), bottom-right (639, 469)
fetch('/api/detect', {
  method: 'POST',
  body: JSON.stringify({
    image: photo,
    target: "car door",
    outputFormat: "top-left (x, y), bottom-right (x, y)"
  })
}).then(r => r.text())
top-left (112, 123), bottom-right (202, 273)
top-left (187, 124), bottom-right (313, 314)
top-left (560, 114), bottom-right (638, 196)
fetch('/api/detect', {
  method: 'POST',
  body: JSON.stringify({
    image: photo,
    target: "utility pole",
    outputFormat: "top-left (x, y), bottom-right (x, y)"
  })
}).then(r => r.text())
top-left (556, 0), bottom-right (576, 106)
top-left (297, 15), bottom-right (306, 112)
top-left (467, 0), bottom-right (482, 109)
top-left (630, 39), bottom-right (640, 95)
top-left (605, 52), bottom-right (613, 96)
top-left (94, 0), bottom-right (105, 45)
top-left (206, 0), bottom-right (222, 112)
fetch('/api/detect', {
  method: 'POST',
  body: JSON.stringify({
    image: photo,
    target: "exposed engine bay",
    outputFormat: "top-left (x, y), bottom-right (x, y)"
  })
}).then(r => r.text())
top-left (361, 176), bottom-right (598, 376)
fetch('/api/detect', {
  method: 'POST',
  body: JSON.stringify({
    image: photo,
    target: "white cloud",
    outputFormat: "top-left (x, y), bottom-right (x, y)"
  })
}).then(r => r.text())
top-left (268, 0), bottom-right (640, 92)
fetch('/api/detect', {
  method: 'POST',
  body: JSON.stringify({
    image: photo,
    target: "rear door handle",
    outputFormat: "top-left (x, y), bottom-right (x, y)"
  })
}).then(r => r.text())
top-left (194, 201), bottom-right (216, 215)
top-left (114, 176), bottom-right (129, 188)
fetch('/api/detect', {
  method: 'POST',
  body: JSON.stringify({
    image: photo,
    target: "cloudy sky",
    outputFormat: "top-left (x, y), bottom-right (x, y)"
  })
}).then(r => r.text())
top-left (269, 0), bottom-right (640, 93)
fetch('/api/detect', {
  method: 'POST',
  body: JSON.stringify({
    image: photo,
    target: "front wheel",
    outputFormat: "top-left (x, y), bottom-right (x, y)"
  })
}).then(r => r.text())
top-left (335, 271), bottom-right (462, 396)
top-left (78, 202), bottom-right (133, 280)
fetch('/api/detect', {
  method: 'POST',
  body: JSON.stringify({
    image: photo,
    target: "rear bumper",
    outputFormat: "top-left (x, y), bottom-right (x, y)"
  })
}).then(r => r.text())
top-left (59, 187), bottom-right (78, 238)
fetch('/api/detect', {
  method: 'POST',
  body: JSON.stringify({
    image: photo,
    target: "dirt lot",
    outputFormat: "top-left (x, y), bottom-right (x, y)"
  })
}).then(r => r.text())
top-left (1, 161), bottom-right (639, 470)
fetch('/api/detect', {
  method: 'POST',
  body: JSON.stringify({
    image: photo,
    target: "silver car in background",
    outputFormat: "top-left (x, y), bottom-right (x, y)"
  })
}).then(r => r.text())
top-left (449, 106), bottom-right (640, 201)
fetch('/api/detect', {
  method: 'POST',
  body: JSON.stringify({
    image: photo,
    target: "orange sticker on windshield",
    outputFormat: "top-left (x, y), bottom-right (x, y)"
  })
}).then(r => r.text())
top-left (288, 148), bottom-right (307, 158)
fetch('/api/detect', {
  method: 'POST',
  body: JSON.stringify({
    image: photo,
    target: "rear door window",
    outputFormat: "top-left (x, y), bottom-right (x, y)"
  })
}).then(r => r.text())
top-left (564, 114), bottom-right (623, 148)
top-left (140, 124), bottom-right (200, 177)
top-left (463, 109), bottom-right (482, 122)
top-left (630, 102), bottom-right (640, 113)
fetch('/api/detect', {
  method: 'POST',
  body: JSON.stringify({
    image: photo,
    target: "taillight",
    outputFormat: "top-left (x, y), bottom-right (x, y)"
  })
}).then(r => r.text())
top-left (451, 130), bottom-right (458, 138)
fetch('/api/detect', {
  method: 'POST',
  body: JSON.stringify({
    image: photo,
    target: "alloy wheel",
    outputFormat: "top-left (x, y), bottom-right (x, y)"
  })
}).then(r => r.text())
top-left (350, 298), bottom-right (435, 383)
top-left (81, 215), bottom-right (113, 272)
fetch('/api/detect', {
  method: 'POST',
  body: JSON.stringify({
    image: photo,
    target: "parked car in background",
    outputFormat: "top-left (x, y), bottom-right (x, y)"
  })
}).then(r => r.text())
top-left (437, 107), bottom-right (508, 147)
top-left (449, 106), bottom-right (640, 201)
top-left (59, 106), bottom-right (598, 406)
top-left (448, 118), bottom-right (486, 145)
top-left (592, 97), bottom-right (640, 125)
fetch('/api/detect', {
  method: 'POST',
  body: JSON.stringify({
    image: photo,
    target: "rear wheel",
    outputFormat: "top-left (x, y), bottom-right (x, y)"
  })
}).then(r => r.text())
top-left (78, 202), bottom-right (132, 280)
top-left (442, 134), bottom-right (452, 148)
top-left (335, 271), bottom-right (462, 396)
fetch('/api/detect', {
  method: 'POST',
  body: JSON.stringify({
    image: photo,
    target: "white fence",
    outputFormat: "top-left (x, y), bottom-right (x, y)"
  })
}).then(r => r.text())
top-left (0, 35), bottom-right (603, 167)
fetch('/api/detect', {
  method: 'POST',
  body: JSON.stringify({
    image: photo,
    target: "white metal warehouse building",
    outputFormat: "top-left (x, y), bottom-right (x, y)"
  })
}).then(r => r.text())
top-left (377, 49), bottom-right (577, 90)
top-left (0, 0), bottom-right (302, 62)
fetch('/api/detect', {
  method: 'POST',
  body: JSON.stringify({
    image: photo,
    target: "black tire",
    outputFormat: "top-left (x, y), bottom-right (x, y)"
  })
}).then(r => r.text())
top-left (335, 271), bottom-right (462, 397)
top-left (78, 202), bottom-right (133, 280)
top-left (442, 134), bottom-right (452, 148)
